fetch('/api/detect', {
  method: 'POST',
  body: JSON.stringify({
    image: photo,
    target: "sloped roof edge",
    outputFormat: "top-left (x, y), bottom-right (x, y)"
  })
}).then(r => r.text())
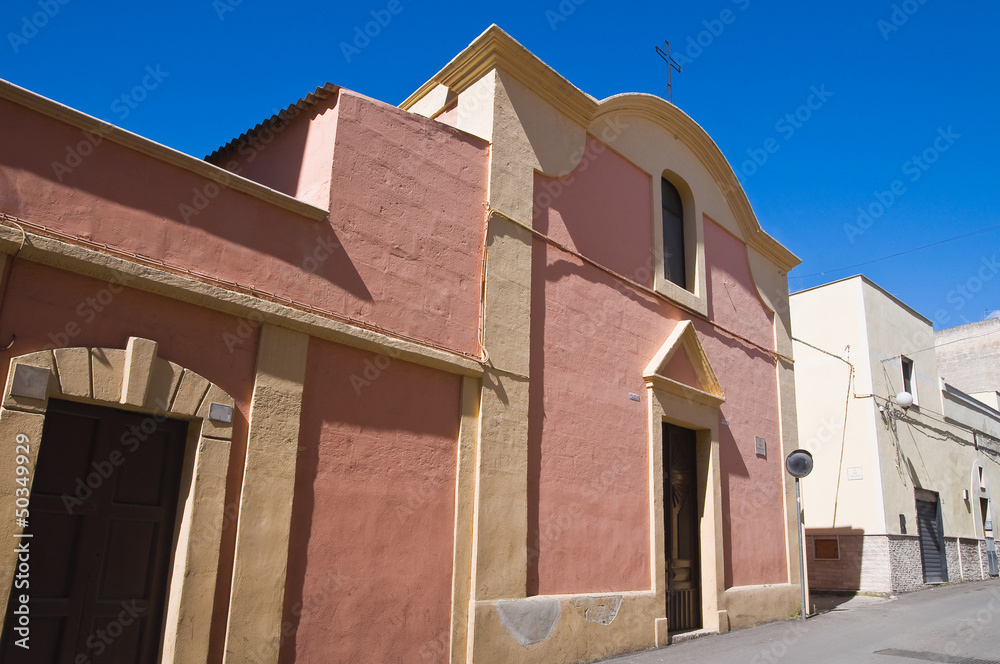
top-left (402, 25), bottom-right (800, 273)
top-left (205, 83), bottom-right (340, 162)
top-left (0, 78), bottom-right (328, 221)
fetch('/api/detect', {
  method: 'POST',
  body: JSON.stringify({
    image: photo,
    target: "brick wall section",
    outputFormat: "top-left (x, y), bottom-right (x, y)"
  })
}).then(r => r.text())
top-left (935, 318), bottom-right (1000, 394)
top-left (809, 535), bottom-right (992, 593)
top-left (805, 535), bottom-right (891, 593)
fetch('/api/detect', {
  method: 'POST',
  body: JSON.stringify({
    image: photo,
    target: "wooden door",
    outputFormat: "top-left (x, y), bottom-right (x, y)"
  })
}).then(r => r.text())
top-left (663, 423), bottom-right (701, 632)
top-left (1, 399), bottom-right (188, 663)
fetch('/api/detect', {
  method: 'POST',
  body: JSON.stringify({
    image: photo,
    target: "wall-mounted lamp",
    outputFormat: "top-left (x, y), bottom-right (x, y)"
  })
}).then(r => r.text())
top-left (879, 391), bottom-right (913, 422)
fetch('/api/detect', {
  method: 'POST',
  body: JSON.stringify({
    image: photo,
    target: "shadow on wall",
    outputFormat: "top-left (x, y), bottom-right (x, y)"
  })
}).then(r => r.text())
top-left (2, 96), bottom-right (375, 303)
top-left (804, 527), bottom-right (866, 595)
top-left (719, 419), bottom-right (748, 589)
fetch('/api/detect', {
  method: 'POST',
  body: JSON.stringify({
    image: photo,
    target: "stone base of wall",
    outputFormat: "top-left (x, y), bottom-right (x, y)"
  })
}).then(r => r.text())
top-left (960, 538), bottom-right (988, 581)
top-left (888, 535), bottom-right (930, 593)
top-left (808, 534), bottom-right (991, 595)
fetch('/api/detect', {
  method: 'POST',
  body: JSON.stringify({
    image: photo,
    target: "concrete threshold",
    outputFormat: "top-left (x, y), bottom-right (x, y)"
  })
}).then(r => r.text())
top-left (669, 628), bottom-right (717, 645)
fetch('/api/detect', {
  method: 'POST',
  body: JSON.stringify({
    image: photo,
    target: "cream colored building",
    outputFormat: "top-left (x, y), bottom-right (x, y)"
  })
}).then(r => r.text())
top-left (791, 276), bottom-right (998, 594)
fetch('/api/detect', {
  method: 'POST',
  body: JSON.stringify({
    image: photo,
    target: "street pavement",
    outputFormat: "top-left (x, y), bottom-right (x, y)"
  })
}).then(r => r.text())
top-left (597, 580), bottom-right (1000, 664)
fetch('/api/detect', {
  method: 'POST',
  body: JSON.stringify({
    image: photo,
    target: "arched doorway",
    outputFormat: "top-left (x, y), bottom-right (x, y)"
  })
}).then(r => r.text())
top-left (0, 339), bottom-right (235, 664)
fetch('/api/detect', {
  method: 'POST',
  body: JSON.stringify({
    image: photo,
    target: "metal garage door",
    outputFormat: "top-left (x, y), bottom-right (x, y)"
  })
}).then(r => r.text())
top-left (915, 493), bottom-right (947, 584)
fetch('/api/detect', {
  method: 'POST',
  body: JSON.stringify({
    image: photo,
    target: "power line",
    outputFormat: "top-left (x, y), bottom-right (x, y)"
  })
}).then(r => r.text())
top-left (791, 222), bottom-right (1000, 280)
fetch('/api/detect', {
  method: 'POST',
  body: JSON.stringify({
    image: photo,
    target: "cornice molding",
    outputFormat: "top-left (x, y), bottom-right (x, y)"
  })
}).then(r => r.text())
top-left (644, 320), bottom-right (725, 406)
top-left (591, 94), bottom-right (799, 273)
top-left (401, 25), bottom-right (598, 128)
top-left (402, 26), bottom-right (800, 273)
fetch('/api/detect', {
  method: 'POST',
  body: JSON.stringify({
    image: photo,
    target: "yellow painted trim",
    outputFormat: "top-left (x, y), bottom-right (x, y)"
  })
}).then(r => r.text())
top-left (401, 25), bottom-right (800, 273)
top-left (0, 226), bottom-right (483, 378)
top-left (450, 376), bottom-right (481, 664)
top-left (223, 323), bottom-right (309, 664)
top-left (401, 25), bottom-right (598, 129)
top-left (0, 78), bottom-right (329, 222)
top-left (591, 95), bottom-right (799, 272)
top-left (648, 376), bottom-right (725, 639)
top-left (643, 319), bottom-right (725, 403)
top-left (646, 375), bottom-right (725, 409)
top-left (0, 340), bottom-right (235, 664)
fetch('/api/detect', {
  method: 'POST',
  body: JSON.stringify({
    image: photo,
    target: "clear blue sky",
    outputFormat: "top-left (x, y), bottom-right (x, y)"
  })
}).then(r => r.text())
top-left (2, 0), bottom-right (997, 329)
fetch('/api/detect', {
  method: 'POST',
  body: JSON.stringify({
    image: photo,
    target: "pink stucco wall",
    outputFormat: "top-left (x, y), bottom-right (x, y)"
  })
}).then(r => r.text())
top-left (0, 260), bottom-right (257, 661)
top-left (529, 135), bottom-right (787, 594)
top-left (281, 336), bottom-right (460, 663)
top-left (699, 218), bottom-right (785, 588)
top-left (207, 94), bottom-right (339, 210)
top-left (435, 103), bottom-right (458, 128)
top-left (662, 348), bottom-right (702, 390)
top-left (534, 136), bottom-right (655, 287)
top-left (0, 88), bottom-right (488, 357)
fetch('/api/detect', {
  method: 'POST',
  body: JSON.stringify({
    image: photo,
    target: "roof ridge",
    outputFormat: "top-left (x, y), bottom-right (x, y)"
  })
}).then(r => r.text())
top-left (204, 82), bottom-right (339, 162)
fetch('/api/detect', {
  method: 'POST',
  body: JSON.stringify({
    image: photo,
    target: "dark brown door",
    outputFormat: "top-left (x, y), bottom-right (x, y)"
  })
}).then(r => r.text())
top-left (1, 399), bottom-right (188, 663)
top-left (663, 423), bottom-right (701, 632)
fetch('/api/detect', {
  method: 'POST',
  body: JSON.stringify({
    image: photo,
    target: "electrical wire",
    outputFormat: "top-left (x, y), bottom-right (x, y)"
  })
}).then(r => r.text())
top-left (791, 222), bottom-right (1000, 280)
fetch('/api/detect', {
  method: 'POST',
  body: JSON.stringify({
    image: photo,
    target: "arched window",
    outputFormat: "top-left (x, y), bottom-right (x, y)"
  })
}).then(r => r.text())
top-left (661, 177), bottom-right (686, 289)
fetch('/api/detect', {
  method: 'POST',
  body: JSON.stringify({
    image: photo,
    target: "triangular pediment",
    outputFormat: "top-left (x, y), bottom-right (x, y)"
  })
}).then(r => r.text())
top-left (644, 320), bottom-right (724, 406)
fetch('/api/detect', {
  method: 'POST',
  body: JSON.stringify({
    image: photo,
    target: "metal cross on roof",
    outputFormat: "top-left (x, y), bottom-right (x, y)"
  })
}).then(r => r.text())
top-left (655, 40), bottom-right (682, 103)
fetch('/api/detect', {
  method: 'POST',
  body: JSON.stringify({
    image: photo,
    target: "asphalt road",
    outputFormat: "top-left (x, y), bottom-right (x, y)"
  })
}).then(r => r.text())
top-left (598, 580), bottom-right (1000, 664)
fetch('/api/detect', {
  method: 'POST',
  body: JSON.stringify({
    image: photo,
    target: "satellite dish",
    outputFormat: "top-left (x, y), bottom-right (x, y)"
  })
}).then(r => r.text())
top-left (785, 449), bottom-right (814, 478)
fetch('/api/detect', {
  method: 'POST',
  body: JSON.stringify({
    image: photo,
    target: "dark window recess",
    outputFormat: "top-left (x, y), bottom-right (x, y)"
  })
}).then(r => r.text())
top-left (661, 178), bottom-right (687, 290)
top-left (901, 357), bottom-right (914, 396)
top-left (814, 538), bottom-right (839, 560)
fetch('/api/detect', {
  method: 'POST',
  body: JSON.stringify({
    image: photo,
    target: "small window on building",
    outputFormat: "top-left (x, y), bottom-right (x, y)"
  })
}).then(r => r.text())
top-left (901, 356), bottom-right (916, 404)
top-left (661, 177), bottom-right (686, 290)
top-left (814, 537), bottom-right (840, 560)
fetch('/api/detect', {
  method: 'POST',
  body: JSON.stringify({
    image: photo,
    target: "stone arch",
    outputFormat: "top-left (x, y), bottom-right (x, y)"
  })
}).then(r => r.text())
top-left (0, 337), bottom-right (234, 664)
